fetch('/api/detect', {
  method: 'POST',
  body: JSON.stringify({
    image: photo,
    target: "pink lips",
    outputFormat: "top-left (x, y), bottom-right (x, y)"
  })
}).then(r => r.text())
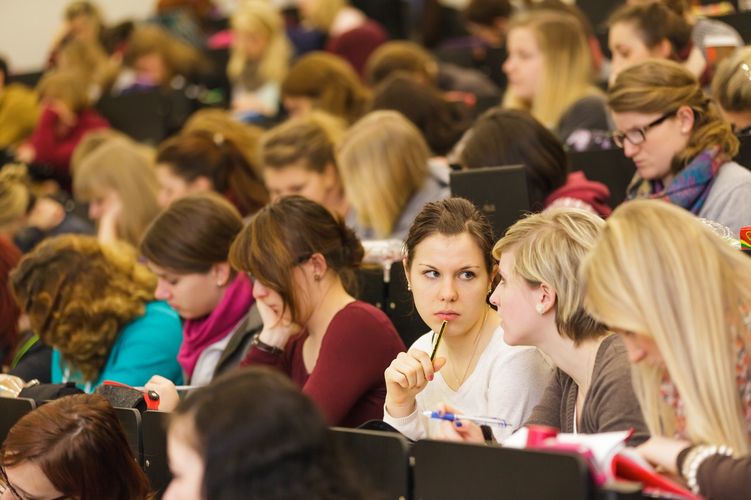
top-left (435, 312), bottom-right (459, 321)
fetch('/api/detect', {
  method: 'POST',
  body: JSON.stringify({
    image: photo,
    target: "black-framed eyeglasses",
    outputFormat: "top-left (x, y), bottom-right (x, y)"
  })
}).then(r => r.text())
top-left (612, 111), bottom-right (676, 148)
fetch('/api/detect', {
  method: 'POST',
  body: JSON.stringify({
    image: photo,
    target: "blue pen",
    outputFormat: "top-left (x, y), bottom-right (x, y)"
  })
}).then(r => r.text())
top-left (422, 411), bottom-right (513, 428)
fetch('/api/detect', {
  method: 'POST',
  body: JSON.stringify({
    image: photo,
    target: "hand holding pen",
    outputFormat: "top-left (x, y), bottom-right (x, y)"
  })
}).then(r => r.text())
top-left (430, 403), bottom-right (492, 444)
top-left (384, 321), bottom-right (449, 418)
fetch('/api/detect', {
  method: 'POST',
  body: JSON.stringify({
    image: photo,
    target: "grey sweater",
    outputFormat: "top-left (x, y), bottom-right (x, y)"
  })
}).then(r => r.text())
top-left (526, 334), bottom-right (650, 446)
top-left (700, 161), bottom-right (751, 236)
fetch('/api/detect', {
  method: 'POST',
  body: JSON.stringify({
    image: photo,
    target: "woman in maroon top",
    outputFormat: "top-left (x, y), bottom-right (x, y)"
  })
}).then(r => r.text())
top-left (232, 195), bottom-right (405, 427)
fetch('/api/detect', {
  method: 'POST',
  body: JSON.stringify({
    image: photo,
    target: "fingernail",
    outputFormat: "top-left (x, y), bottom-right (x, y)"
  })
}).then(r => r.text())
top-left (428, 374), bottom-right (434, 381)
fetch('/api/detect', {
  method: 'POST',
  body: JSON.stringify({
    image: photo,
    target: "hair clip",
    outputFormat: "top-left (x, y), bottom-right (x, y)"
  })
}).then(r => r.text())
top-left (740, 63), bottom-right (751, 82)
top-left (213, 133), bottom-right (225, 146)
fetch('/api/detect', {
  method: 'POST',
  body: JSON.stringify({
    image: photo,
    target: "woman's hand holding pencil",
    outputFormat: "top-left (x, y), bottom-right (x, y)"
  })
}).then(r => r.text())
top-left (384, 321), bottom-right (449, 419)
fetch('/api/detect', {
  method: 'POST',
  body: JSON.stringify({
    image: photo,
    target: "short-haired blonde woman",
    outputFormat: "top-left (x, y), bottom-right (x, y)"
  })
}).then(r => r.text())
top-left (502, 10), bottom-right (608, 143)
top-left (609, 59), bottom-right (751, 235)
top-left (73, 138), bottom-right (160, 247)
top-left (298, 0), bottom-right (388, 76)
top-left (260, 111), bottom-right (349, 218)
top-left (338, 110), bottom-right (449, 240)
top-left (582, 199), bottom-right (751, 498)
top-left (10, 234), bottom-right (182, 391)
top-left (281, 52), bottom-right (370, 124)
top-left (441, 208), bottom-right (648, 445)
top-left (228, 0), bottom-right (291, 118)
top-left (712, 46), bottom-right (751, 135)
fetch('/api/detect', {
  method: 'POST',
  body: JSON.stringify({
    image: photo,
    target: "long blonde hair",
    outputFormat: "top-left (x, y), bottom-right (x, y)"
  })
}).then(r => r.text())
top-left (503, 10), bottom-right (601, 129)
top-left (228, 0), bottom-right (291, 87)
top-left (582, 200), bottom-right (751, 454)
top-left (338, 110), bottom-right (429, 238)
top-left (303, 0), bottom-right (346, 31)
top-left (73, 138), bottom-right (160, 247)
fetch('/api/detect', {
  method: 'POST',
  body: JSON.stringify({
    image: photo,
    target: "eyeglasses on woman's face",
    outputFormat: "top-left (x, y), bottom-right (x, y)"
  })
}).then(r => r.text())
top-left (1, 465), bottom-right (68, 500)
top-left (612, 111), bottom-right (677, 148)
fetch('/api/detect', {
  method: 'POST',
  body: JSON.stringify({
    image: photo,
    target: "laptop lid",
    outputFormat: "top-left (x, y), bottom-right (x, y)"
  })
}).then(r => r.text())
top-left (450, 165), bottom-right (530, 240)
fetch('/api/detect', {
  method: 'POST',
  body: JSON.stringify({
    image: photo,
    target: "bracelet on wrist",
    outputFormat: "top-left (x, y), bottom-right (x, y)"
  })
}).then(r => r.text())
top-left (681, 444), bottom-right (734, 495)
top-left (251, 335), bottom-right (284, 356)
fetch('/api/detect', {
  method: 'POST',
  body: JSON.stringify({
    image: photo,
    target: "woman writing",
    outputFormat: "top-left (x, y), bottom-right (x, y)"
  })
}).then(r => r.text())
top-left (583, 199), bottom-right (751, 498)
top-left (384, 198), bottom-right (553, 442)
top-left (233, 196), bottom-right (405, 427)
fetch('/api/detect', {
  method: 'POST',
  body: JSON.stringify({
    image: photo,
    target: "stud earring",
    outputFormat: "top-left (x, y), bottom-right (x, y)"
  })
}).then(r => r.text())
top-left (407, 283), bottom-right (412, 291)
top-left (536, 304), bottom-right (545, 315)
top-left (314, 274), bottom-right (321, 282)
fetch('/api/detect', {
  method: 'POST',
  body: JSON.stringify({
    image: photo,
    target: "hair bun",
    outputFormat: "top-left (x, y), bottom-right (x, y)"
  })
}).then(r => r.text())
top-left (338, 221), bottom-right (364, 267)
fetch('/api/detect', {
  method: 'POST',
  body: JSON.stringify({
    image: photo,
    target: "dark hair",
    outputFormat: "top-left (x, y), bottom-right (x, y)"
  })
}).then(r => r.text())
top-left (172, 367), bottom-right (371, 500)
top-left (364, 41), bottom-right (437, 87)
top-left (1, 394), bottom-right (151, 500)
top-left (607, 2), bottom-right (692, 57)
top-left (260, 112), bottom-right (344, 173)
top-left (405, 197), bottom-right (495, 274)
top-left (229, 196), bottom-right (363, 324)
top-left (370, 74), bottom-right (470, 156)
top-left (460, 108), bottom-right (568, 211)
top-left (463, 0), bottom-right (512, 27)
top-left (140, 193), bottom-right (243, 274)
top-left (0, 237), bottom-right (21, 366)
top-left (156, 131), bottom-right (268, 216)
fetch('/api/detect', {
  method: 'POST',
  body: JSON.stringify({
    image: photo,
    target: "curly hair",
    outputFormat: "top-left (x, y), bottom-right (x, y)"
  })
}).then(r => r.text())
top-left (9, 235), bottom-right (155, 382)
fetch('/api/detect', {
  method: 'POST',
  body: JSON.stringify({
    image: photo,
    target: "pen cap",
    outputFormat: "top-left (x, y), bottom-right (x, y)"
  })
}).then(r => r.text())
top-left (525, 424), bottom-right (558, 448)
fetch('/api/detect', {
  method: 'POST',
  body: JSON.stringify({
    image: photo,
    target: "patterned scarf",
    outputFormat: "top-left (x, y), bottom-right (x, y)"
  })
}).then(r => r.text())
top-left (627, 148), bottom-right (727, 215)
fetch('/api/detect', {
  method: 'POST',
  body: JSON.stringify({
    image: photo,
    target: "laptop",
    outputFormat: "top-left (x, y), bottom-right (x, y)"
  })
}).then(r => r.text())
top-left (450, 164), bottom-right (530, 240)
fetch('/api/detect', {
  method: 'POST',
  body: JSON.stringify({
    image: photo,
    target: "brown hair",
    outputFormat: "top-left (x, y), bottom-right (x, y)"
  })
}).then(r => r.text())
top-left (712, 46), bottom-right (751, 113)
top-left (370, 74), bottom-right (470, 157)
top-left (36, 70), bottom-right (91, 113)
top-left (364, 41), bottom-right (438, 87)
top-left (608, 59), bottom-right (739, 170)
top-left (259, 111), bottom-right (346, 173)
top-left (460, 108), bottom-right (568, 211)
top-left (282, 52), bottom-right (370, 124)
top-left (0, 164), bottom-right (32, 234)
top-left (122, 24), bottom-right (205, 85)
top-left (140, 193), bottom-right (243, 274)
top-left (156, 131), bottom-right (268, 216)
top-left (404, 197), bottom-right (495, 274)
top-left (10, 235), bottom-right (155, 382)
top-left (229, 196), bottom-right (363, 324)
top-left (463, 0), bottom-right (512, 27)
top-left (607, 2), bottom-right (691, 58)
top-left (1, 394), bottom-right (151, 500)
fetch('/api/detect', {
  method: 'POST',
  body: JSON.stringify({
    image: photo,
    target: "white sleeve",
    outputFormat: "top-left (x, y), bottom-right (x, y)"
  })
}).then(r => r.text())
top-left (486, 347), bottom-right (554, 443)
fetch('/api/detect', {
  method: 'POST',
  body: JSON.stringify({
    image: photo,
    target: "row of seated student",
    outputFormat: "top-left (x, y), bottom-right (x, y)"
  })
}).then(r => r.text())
top-left (1, 196), bottom-right (750, 499)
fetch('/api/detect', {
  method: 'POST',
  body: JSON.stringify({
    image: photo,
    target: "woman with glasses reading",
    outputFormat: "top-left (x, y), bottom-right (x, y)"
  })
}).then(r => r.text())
top-left (233, 196), bottom-right (406, 427)
top-left (608, 59), bottom-right (751, 234)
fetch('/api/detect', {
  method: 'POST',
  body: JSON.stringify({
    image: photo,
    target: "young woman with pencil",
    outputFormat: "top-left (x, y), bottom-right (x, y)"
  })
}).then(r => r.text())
top-left (383, 198), bottom-right (553, 442)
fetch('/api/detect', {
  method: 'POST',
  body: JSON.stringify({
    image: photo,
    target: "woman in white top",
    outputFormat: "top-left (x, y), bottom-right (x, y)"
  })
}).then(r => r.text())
top-left (383, 198), bottom-right (553, 441)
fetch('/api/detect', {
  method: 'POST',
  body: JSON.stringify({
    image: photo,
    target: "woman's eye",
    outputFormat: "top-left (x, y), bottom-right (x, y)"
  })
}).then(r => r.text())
top-left (458, 271), bottom-right (476, 280)
top-left (423, 270), bottom-right (439, 279)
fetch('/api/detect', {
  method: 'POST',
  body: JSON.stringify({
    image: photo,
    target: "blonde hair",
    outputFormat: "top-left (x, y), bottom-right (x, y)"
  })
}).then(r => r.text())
top-left (228, 1), bottom-right (291, 87)
top-left (712, 46), bottom-right (751, 113)
top-left (609, 59), bottom-right (739, 171)
top-left (36, 70), bottom-right (91, 113)
top-left (58, 39), bottom-right (110, 90)
top-left (303, 0), bottom-right (346, 31)
top-left (0, 165), bottom-right (31, 234)
top-left (503, 11), bottom-right (601, 129)
top-left (282, 52), bottom-right (370, 124)
top-left (338, 110), bottom-right (430, 238)
top-left (493, 208), bottom-right (606, 343)
top-left (260, 111), bottom-right (346, 172)
top-left (582, 199), bottom-right (751, 455)
top-left (73, 139), bottom-right (160, 247)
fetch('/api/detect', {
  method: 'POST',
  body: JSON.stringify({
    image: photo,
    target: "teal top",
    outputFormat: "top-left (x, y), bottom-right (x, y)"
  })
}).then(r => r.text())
top-left (51, 301), bottom-right (184, 392)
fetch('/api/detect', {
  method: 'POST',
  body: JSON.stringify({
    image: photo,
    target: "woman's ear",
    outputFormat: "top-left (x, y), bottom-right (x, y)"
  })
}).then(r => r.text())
top-left (676, 105), bottom-right (695, 134)
top-left (308, 252), bottom-right (329, 280)
top-left (652, 38), bottom-right (673, 59)
top-left (189, 176), bottom-right (213, 193)
top-left (537, 282), bottom-right (557, 315)
top-left (212, 263), bottom-right (232, 287)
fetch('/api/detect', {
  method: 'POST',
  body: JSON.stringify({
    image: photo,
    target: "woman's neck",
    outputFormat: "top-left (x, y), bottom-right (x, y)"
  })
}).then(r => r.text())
top-left (538, 333), bottom-right (606, 391)
top-left (305, 276), bottom-right (354, 341)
